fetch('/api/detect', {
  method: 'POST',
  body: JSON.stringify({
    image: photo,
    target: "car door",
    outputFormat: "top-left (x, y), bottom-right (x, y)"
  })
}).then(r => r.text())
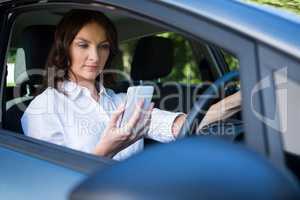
top-left (0, 0), bottom-right (13, 126)
top-left (0, 1), bottom-right (114, 200)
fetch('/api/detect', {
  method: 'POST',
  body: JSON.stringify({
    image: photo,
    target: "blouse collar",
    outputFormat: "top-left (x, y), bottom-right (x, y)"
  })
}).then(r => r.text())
top-left (61, 80), bottom-right (109, 100)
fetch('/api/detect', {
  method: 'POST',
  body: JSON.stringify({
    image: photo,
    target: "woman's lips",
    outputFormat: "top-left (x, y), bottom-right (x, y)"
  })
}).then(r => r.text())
top-left (85, 65), bottom-right (98, 68)
top-left (84, 65), bottom-right (99, 70)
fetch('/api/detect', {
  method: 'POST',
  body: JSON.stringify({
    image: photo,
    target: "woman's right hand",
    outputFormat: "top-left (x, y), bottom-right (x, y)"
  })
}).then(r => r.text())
top-left (94, 100), bottom-right (154, 158)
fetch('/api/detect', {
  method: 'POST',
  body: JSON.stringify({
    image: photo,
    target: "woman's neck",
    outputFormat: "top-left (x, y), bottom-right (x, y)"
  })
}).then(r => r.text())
top-left (69, 76), bottom-right (99, 99)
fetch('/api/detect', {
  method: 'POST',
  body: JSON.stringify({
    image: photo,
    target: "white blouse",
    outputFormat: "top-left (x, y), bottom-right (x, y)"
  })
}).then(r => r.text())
top-left (21, 81), bottom-right (181, 160)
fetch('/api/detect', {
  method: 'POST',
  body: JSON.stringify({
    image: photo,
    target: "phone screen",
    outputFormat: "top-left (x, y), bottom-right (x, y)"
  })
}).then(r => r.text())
top-left (119, 86), bottom-right (154, 128)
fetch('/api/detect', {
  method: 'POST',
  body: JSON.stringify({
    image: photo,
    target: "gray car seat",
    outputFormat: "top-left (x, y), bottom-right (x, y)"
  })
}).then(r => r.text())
top-left (4, 25), bottom-right (55, 133)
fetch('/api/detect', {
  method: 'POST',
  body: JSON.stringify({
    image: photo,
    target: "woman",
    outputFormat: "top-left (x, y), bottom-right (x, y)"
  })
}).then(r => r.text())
top-left (21, 10), bottom-right (186, 160)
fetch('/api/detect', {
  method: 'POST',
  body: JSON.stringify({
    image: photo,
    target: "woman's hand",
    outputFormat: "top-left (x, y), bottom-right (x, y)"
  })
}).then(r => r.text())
top-left (198, 91), bottom-right (241, 130)
top-left (94, 100), bottom-right (154, 158)
top-left (171, 114), bottom-right (187, 138)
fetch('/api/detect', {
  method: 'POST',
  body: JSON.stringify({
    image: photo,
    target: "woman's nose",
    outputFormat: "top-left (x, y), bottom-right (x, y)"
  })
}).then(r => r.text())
top-left (88, 47), bottom-right (100, 62)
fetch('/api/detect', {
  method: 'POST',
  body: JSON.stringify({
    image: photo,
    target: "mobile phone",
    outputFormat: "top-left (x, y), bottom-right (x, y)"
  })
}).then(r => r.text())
top-left (119, 86), bottom-right (154, 128)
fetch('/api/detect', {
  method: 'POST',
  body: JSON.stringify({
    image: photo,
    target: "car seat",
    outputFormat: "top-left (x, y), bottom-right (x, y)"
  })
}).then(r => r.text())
top-left (4, 25), bottom-right (55, 133)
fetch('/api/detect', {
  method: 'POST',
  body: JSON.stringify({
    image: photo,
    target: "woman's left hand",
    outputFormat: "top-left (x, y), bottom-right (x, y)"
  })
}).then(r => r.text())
top-left (94, 100), bottom-right (154, 158)
top-left (172, 114), bottom-right (187, 138)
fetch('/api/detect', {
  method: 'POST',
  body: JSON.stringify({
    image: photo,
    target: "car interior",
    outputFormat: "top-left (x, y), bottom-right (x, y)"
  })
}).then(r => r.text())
top-left (3, 8), bottom-right (241, 138)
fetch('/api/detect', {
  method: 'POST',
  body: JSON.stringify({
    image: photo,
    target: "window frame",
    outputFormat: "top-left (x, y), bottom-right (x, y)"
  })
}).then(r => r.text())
top-left (0, 0), bottom-right (278, 171)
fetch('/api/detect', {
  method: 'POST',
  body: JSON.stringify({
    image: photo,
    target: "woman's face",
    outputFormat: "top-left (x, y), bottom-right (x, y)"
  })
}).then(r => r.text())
top-left (69, 22), bottom-right (110, 83)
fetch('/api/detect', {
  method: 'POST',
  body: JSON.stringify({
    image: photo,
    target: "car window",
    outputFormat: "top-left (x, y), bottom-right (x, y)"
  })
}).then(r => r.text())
top-left (113, 31), bottom-right (229, 114)
top-left (222, 50), bottom-right (241, 92)
top-left (6, 48), bottom-right (17, 87)
top-left (2, 7), bottom-right (242, 159)
top-left (116, 32), bottom-right (201, 84)
top-left (155, 32), bottom-right (200, 84)
top-left (222, 50), bottom-right (239, 71)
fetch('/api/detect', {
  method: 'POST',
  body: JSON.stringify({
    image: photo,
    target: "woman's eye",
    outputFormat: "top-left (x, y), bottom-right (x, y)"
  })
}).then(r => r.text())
top-left (77, 43), bottom-right (88, 49)
top-left (99, 44), bottom-right (110, 50)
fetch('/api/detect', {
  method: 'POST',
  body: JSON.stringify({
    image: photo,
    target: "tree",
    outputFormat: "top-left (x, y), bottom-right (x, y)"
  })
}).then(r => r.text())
top-left (248, 0), bottom-right (300, 15)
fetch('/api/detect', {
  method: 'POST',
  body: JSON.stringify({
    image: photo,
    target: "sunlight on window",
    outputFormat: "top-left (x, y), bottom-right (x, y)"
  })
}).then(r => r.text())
top-left (6, 63), bottom-right (15, 86)
top-left (246, 0), bottom-right (300, 15)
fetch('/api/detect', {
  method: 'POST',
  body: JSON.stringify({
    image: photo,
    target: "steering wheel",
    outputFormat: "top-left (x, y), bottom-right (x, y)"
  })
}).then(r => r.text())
top-left (177, 71), bottom-right (240, 138)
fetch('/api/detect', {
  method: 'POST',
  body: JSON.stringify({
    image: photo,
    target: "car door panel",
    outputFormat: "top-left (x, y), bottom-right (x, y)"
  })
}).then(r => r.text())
top-left (0, 146), bottom-right (85, 200)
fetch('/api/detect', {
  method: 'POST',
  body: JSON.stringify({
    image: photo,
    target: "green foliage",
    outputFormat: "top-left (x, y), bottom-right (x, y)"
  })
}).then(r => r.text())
top-left (157, 32), bottom-right (200, 84)
top-left (223, 50), bottom-right (240, 71)
top-left (119, 39), bottom-right (137, 73)
top-left (7, 49), bottom-right (16, 63)
top-left (247, 0), bottom-right (300, 15)
top-left (119, 32), bottom-right (201, 84)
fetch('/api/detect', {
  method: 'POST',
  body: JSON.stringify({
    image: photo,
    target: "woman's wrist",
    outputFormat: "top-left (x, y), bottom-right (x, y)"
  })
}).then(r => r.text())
top-left (94, 142), bottom-right (115, 158)
top-left (172, 114), bottom-right (186, 138)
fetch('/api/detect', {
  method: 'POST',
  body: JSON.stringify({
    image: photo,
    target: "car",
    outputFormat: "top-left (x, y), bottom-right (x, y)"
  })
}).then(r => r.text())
top-left (0, 0), bottom-right (299, 199)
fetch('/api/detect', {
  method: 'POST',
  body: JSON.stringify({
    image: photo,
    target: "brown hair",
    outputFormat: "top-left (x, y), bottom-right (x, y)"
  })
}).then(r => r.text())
top-left (42, 9), bottom-right (119, 93)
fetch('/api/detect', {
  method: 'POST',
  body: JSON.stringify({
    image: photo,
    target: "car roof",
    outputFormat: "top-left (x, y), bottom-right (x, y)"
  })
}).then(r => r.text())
top-left (10, 8), bottom-right (166, 47)
top-left (4, 0), bottom-right (300, 59)
top-left (160, 0), bottom-right (300, 60)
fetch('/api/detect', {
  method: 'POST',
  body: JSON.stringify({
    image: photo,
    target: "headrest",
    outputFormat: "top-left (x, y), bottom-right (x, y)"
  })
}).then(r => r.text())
top-left (14, 48), bottom-right (26, 84)
top-left (15, 25), bottom-right (55, 85)
top-left (130, 36), bottom-right (174, 80)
